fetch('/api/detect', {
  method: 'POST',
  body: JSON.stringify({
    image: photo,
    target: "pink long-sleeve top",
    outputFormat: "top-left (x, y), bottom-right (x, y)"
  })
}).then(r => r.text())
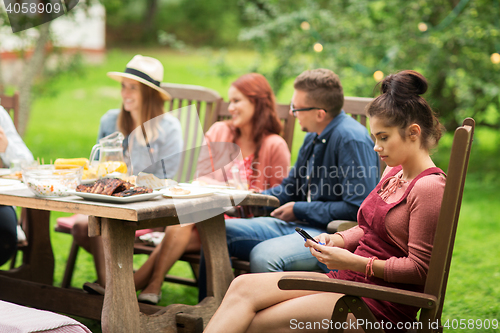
top-left (201, 121), bottom-right (290, 191)
top-left (338, 166), bottom-right (446, 285)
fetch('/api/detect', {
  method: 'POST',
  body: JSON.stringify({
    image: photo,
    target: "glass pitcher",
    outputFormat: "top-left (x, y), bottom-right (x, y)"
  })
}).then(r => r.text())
top-left (89, 131), bottom-right (128, 178)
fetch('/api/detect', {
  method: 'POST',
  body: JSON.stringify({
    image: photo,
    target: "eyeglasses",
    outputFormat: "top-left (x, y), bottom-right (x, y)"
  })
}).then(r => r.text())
top-left (290, 102), bottom-right (327, 117)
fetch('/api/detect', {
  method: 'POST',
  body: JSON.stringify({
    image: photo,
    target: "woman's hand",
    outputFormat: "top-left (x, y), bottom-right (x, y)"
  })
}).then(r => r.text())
top-left (306, 240), bottom-right (368, 272)
top-left (303, 233), bottom-right (343, 249)
top-left (302, 233), bottom-right (331, 248)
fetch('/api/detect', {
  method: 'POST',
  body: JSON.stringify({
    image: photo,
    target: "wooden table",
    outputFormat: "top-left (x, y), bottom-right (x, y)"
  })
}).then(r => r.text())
top-left (0, 187), bottom-right (279, 332)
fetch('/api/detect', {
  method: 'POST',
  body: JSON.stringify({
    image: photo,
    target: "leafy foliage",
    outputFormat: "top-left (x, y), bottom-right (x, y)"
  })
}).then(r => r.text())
top-left (239, 0), bottom-right (500, 129)
top-left (101, 0), bottom-right (245, 46)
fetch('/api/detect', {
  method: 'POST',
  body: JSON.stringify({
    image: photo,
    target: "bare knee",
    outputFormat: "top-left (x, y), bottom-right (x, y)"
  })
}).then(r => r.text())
top-left (225, 274), bottom-right (255, 300)
top-left (71, 220), bottom-right (89, 248)
top-left (169, 223), bottom-right (194, 235)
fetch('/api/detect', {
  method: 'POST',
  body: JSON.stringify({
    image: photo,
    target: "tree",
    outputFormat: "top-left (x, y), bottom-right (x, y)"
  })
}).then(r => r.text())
top-left (17, 23), bottom-right (51, 135)
top-left (239, 0), bottom-right (500, 130)
top-left (1, 0), bottom-right (95, 135)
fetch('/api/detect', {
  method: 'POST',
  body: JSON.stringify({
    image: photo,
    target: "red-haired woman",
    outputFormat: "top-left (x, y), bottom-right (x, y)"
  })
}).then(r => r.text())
top-left (133, 73), bottom-right (291, 304)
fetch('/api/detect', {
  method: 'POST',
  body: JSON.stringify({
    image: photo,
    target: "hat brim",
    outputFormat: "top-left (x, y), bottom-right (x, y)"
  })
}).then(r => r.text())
top-left (107, 72), bottom-right (171, 101)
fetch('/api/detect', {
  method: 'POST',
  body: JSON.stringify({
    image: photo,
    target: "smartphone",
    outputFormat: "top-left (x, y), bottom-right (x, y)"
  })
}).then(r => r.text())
top-left (295, 227), bottom-right (319, 244)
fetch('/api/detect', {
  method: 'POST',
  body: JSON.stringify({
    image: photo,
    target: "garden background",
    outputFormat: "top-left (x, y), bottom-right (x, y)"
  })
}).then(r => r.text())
top-left (1, 0), bottom-right (500, 332)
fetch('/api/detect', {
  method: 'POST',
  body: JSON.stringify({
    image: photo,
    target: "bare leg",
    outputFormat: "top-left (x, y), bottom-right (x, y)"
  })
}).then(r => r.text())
top-left (205, 271), bottom-right (332, 333)
top-left (134, 243), bottom-right (159, 291)
top-left (248, 292), bottom-right (362, 333)
top-left (134, 224), bottom-right (200, 295)
top-left (72, 217), bottom-right (106, 285)
top-left (89, 235), bottom-right (106, 285)
top-left (71, 217), bottom-right (92, 253)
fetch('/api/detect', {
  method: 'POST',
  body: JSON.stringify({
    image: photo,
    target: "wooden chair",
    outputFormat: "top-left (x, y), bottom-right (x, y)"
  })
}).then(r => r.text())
top-left (278, 118), bottom-right (475, 333)
top-left (161, 82), bottom-right (223, 183)
top-left (56, 82), bottom-right (223, 288)
top-left (0, 91), bottom-right (20, 130)
top-left (326, 96), bottom-right (389, 233)
top-left (0, 92), bottom-right (20, 170)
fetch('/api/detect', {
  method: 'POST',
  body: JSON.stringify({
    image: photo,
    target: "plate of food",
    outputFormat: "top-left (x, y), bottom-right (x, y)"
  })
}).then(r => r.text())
top-left (67, 178), bottom-right (162, 203)
top-left (162, 186), bottom-right (216, 199)
top-left (68, 190), bottom-right (163, 204)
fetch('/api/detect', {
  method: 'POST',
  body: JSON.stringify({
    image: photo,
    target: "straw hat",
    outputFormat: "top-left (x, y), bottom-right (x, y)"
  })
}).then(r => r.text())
top-left (107, 55), bottom-right (171, 100)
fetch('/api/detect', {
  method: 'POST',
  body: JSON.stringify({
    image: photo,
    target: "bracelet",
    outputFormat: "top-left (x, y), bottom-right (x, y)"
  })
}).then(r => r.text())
top-left (365, 256), bottom-right (378, 279)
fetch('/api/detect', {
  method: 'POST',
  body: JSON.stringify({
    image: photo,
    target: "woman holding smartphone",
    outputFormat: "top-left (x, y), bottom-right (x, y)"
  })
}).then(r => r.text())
top-left (204, 70), bottom-right (445, 332)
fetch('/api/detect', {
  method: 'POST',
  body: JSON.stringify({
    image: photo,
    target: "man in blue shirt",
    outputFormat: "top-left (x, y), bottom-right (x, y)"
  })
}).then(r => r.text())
top-left (225, 68), bottom-right (380, 273)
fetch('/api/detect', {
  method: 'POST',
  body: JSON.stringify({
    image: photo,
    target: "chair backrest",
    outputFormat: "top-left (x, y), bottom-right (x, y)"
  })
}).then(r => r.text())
top-left (217, 100), bottom-right (295, 151)
top-left (343, 96), bottom-right (373, 127)
top-left (342, 96), bottom-right (387, 174)
top-left (160, 82), bottom-right (223, 183)
top-left (420, 118), bottom-right (475, 325)
top-left (0, 92), bottom-right (20, 130)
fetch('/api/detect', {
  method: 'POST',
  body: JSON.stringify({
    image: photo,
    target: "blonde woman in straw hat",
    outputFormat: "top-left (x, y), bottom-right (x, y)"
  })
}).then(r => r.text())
top-left (61, 55), bottom-right (183, 293)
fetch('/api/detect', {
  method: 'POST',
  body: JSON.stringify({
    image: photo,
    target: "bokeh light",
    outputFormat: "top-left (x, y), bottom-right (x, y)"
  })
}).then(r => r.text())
top-left (491, 53), bottom-right (500, 64)
top-left (373, 70), bottom-right (384, 81)
top-left (301, 21), bottom-right (310, 30)
top-left (313, 43), bottom-right (323, 52)
top-left (418, 22), bottom-right (428, 32)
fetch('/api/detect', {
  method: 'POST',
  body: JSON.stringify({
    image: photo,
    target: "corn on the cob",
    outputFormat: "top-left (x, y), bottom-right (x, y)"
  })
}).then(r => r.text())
top-left (54, 158), bottom-right (89, 170)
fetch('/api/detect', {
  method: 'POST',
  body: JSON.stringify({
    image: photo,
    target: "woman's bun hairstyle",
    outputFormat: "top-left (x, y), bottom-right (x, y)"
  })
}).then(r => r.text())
top-left (367, 70), bottom-right (442, 149)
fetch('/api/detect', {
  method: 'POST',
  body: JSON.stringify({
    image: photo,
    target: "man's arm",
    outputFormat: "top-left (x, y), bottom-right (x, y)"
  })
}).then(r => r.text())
top-left (0, 107), bottom-right (34, 165)
top-left (293, 139), bottom-right (379, 228)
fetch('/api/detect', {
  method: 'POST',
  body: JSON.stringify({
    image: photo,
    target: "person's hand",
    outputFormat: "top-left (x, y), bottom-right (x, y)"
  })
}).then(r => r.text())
top-left (303, 233), bottom-right (335, 248)
top-left (0, 126), bottom-right (8, 153)
top-left (270, 202), bottom-right (296, 222)
top-left (306, 240), bottom-right (362, 271)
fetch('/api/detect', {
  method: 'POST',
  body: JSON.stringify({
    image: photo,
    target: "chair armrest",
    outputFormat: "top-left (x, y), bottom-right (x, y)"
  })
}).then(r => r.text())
top-left (278, 275), bottom-right (437, 309)
top-left (326, 220), bottom-right (358, 233)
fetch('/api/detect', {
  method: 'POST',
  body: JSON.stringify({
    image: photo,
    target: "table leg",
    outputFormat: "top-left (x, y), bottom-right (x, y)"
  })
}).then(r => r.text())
top-left (100, 217), bottom-right (140, 333)
top-left (196, 212), bottom-right (234, 304)
top-left (99, 212), bottom-right (234, 332)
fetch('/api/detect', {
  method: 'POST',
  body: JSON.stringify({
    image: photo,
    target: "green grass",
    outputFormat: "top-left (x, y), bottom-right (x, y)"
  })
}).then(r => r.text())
top-left (2, 47), bottom-right (500, 332)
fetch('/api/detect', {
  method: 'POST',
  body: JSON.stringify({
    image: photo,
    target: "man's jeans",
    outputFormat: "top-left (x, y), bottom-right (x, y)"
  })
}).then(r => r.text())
top-left (197, 217), bottom-right (330, 301)
top-left (226, 217), bottom-right (328, 272)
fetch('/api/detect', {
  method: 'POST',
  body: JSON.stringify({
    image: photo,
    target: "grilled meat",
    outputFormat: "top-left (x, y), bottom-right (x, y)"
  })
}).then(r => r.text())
top-left (76, 178), bottom-right (147, 197)
top-left (100, 178), bottom-right (125, 195)
top-left (76, 184), bottom-right (93, 193)
top-left (113, 181), bottom-right (133, 193)
top-left (112, 187), bottom-right (153, 197)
